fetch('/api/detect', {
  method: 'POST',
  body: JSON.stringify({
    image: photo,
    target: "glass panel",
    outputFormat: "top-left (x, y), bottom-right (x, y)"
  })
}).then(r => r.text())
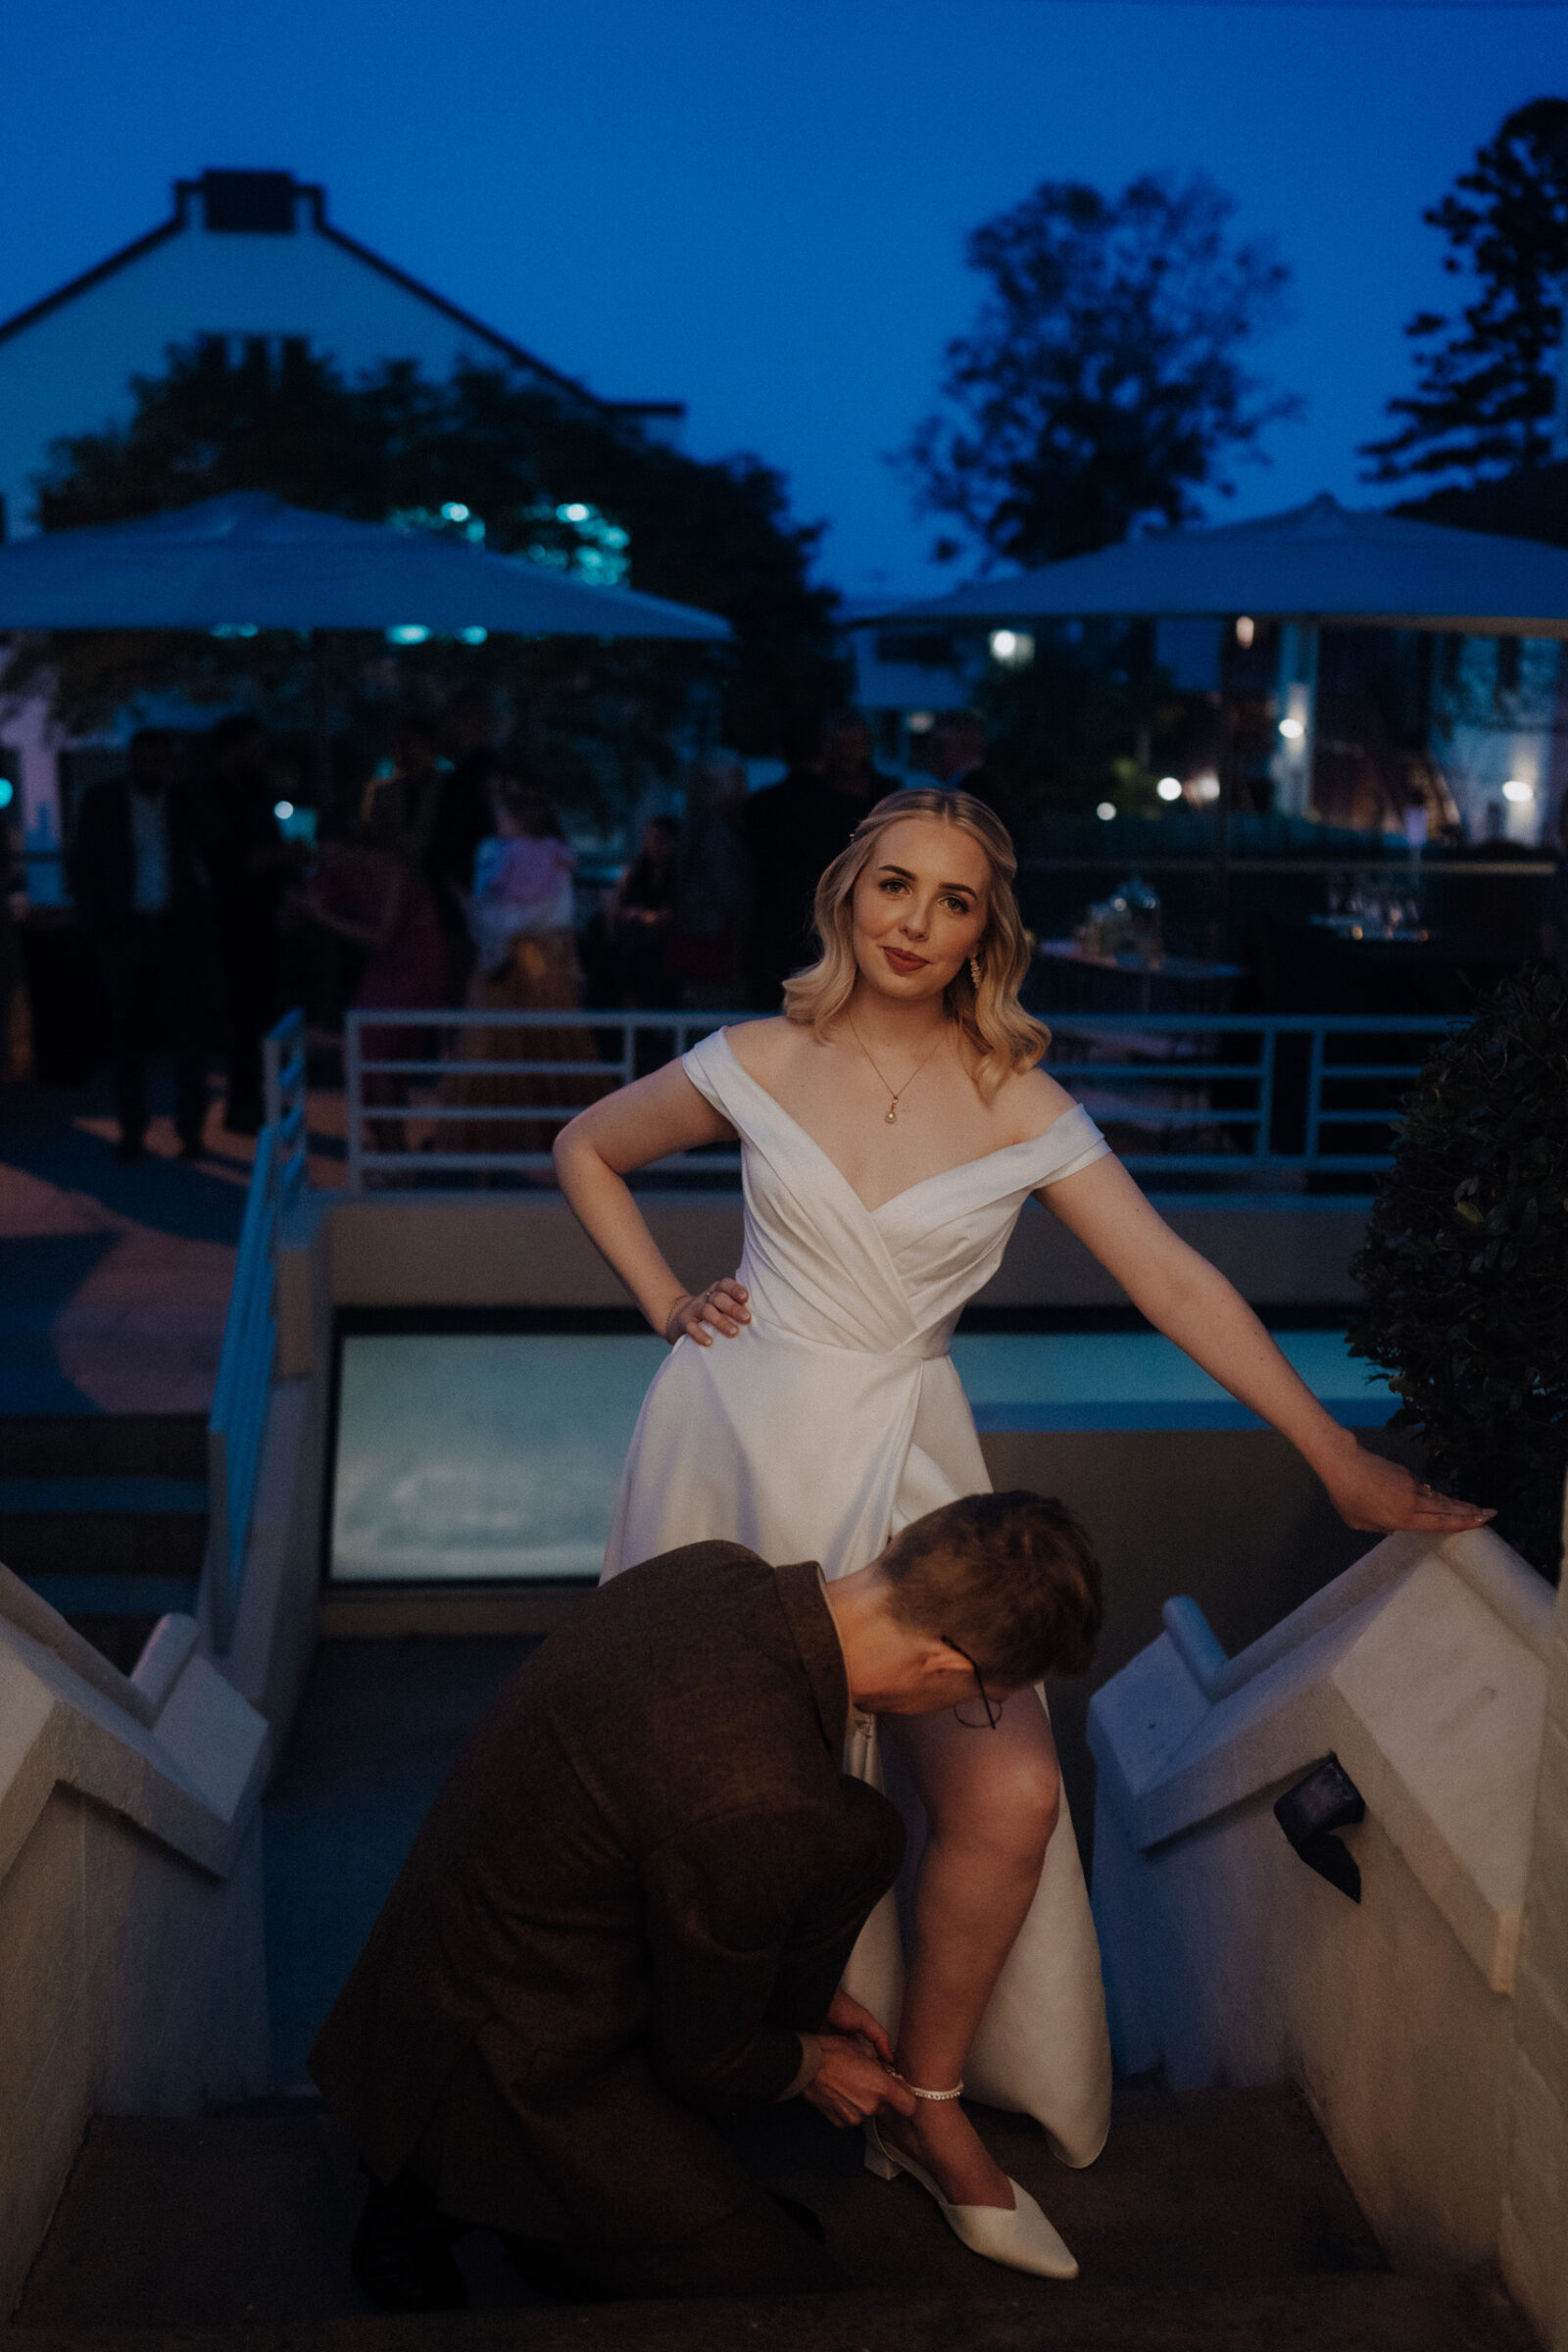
top-left (328, 1326), bottom-right (1394, 1588)
top-left (330, 1332), bottom-right (663, 1585)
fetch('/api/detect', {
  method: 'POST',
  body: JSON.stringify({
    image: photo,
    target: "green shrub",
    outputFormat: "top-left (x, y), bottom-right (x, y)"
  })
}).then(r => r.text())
top-left (1348, 967), bottom-right (1568, 1580)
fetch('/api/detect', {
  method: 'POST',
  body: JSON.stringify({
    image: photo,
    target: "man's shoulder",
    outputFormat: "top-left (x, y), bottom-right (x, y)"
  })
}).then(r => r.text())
top-left (607, 1540), bottom-right (772, 1602)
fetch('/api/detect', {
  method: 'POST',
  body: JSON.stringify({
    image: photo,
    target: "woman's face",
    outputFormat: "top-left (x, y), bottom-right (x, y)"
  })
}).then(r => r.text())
top-left (848, 816), bottom-right (991, 1004)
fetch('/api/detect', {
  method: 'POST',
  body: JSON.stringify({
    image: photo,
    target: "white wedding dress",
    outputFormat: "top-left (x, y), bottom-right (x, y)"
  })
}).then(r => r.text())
top-left (601, 1027), bottom-right (1113, 2167)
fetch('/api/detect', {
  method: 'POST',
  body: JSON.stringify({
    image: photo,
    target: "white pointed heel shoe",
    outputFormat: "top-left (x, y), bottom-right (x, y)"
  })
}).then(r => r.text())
top-left (863, 2117), bottom-right (1079, 2281)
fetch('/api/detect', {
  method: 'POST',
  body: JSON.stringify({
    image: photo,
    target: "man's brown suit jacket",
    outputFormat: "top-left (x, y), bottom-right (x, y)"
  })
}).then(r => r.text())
top-left (310, 1543), bottom-right (904, 2227)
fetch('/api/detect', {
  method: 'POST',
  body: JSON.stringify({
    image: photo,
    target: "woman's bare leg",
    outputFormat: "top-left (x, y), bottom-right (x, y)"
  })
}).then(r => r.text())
top-left (878, 1690), bottom-right (1060, 2207)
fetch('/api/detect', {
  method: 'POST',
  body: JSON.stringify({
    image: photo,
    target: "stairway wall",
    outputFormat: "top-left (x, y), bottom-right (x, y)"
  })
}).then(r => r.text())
top-left (1089, 1528), bottom-right (1551, 2280)
top-left (1499, 1529), bottom-right (1568, 2349)
top-left (0, 1599), bottom-right (270, 2315)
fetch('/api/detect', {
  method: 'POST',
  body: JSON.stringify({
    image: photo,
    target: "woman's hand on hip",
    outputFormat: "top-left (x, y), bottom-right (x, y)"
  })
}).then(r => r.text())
top-left (662, 1278), bottom-right (751, 1346)
top-left (1320, 1438), bottom-right (1494, 1536)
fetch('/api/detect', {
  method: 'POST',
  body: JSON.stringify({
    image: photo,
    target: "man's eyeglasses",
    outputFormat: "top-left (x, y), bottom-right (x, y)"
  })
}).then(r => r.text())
top-left (943, 1639), bottom-right (1002, 1732)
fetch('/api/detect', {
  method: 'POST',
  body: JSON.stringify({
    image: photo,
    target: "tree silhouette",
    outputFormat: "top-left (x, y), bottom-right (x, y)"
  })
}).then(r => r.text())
top-left (902, 172), bottom-right (1298, 569)
top-left (24, 339), bottom-right (844, 770)
top-left (1362, 99), bottom-right (1568, 487)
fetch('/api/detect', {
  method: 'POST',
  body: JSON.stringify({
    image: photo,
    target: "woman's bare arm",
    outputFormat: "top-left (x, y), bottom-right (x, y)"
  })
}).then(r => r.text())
top-left (553, 1060), bottom-right (752, 1343)
top-left (1039, 1155), bottom-right (1493, 1536)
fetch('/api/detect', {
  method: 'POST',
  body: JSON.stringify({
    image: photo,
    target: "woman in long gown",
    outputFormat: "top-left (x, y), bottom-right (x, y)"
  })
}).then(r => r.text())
top-left (553, 788), bottom-right (1491, 2273)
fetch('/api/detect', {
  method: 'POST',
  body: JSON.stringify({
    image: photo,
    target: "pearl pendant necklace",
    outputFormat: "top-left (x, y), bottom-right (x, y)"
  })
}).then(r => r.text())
top-left (848, 1014), bottom-right (947, 1125)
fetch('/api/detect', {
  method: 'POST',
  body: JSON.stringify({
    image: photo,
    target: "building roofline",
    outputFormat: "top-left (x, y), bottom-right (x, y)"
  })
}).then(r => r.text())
top-left (0, 209), bottom-right (185, 349)
top-left (303, 193), bottom-right (613, 411)
top-left (0, 172), bottom-right (683, 424)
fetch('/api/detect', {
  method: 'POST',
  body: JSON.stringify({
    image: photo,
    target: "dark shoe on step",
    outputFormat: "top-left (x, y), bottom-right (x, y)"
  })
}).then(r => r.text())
top-left (351, 2178), bottom-right (468, 2313)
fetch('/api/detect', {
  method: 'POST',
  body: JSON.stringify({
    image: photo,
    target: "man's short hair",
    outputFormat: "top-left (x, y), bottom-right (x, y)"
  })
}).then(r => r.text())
top-left (880, 1491), bottom-right (1102, 1685)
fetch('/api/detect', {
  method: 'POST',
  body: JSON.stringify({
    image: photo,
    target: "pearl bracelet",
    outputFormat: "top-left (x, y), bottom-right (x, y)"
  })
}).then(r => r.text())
top-left (889, 2070), bottom-right (964, 2102)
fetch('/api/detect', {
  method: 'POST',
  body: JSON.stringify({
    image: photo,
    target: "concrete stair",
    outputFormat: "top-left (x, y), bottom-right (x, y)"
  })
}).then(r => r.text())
top-left (0, 1414), bottom-right (208, 1674)
top-left (9, 2082), bottom-right (1532, 2350)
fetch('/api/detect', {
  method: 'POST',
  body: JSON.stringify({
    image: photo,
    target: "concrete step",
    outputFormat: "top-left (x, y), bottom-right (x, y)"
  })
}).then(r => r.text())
top-left (0, 1415), bottom-right (208, 1481)
top-left (0, 1418), bottom-right (209, 1676)
top-left (8, 2087), bottom-right (1529, 2347)
top-left (5, 2276), bottom-right (1535, 2352)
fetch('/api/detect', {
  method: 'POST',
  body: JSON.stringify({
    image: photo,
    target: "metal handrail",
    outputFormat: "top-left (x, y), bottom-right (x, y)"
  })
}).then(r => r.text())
top-left (335, 1005), bottom-right (1459, 1187)
top-left (204, 1014), bottom-right (308, 1650)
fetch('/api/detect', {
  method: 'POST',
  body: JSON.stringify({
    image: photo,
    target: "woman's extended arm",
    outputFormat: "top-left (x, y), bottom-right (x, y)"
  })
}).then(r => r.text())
top-left (1040, 1154), bottom-right (1492, 1536)
top-left (554, 1061), bottom-right (752, 1345)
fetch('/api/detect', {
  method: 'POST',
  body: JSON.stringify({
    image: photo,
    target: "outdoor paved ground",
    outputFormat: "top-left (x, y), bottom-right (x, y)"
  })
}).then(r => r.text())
top-left (0, 1058), bottom-right (343, 1415)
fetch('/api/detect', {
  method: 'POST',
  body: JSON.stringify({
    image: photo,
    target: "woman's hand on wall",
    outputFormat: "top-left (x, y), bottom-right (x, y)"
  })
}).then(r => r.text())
top-left (1319, 1438), bottom-right (1494, 1535)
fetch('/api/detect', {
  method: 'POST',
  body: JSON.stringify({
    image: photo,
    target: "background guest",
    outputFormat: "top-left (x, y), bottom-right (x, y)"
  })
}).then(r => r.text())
top-left (922, 709), bottom-right (1002, 814)
top-left (433, 694), bottom-right (503, 998)
top-left (305, 790), bottom-right (446, 1161)
top-left (449, 770), bottom-right (607, 1161)
top-left (70, 728), bottom-right (211, 1161)
top-left (611, 814), bottom-right (681, 1006)
top-left (740, 710), bottom-right (895, 1008)
top-left (672, 755), bottom-right (750, 1007)
top-left (1540, 796), bottom-right (1568, 969)
top-left (204, 714), bottom-right (290, 1134)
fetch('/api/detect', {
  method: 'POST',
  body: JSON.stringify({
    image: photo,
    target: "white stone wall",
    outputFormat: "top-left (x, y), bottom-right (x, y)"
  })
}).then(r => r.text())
top-left (0, 1591), bottom-right (270, 2313)
top-left (1499, 1521), bottom-right (1568, 2348)
top-left (1090, 1527), bottom-right (1552, 2277)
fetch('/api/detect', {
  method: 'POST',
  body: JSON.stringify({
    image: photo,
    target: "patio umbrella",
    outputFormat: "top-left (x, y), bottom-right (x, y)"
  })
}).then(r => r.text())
top-left (874, 492), bottom-right (1568, 945)
top-left (872, 493), bottom-right (1568, 634)
top-left (0, 489), bottom-right (730, 808)
top-left (0, 490), bottom-right (729, 639)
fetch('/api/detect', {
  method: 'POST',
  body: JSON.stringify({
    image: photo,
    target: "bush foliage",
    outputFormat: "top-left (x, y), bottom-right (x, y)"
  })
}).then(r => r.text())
top-left (1348, 967), bottom-right (1568, 1578)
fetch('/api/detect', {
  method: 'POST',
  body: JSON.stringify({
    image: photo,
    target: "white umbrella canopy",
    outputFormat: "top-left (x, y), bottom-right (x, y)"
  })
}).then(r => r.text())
top-left (876, 494), bottom-right (1568, 637)
top-left (0, 492), bottom-right (730, 641)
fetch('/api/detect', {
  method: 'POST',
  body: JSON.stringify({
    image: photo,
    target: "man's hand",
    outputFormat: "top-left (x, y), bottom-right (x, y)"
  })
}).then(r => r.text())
top-left (823, 1987), bottom-right (896, 2064)
top-left (804, 2036), bottom-right (917, 2129)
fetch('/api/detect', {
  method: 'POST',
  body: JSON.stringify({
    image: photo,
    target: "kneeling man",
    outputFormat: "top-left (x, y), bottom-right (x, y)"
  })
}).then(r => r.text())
top-left (311, 1490), bottom-right (1101, 2304)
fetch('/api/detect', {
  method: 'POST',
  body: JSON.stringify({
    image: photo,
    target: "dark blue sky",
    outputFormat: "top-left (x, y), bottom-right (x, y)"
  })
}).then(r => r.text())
top-left (4, 0), bottom-right (1565, 597)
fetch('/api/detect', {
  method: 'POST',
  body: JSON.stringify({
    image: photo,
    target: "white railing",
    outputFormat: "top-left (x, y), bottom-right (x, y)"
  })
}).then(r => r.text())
top-left (204, 1013), bottom-right (308, 1648)
top-left (342, 1006), bottom-right (758, 1188)
top-left (338, 1006), bottom-right (1460, 1189)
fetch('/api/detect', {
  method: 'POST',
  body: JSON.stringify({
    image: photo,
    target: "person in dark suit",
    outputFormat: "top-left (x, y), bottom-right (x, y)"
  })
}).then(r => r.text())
top-left (740, 712), bottom-right (902, 1008)
top-left (69, 729), bottom-right (212, 1160)
top-left (311, 1491), bottom-right (1102, 2306)
top-left (202, 714), bottom-right (290, 1134)
top-left (923, 710), bottom-right (1004, 820)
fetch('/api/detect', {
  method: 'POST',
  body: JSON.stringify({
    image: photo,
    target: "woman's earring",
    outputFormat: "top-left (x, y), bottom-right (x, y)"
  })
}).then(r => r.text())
top-left (969, 954), bottom-right (983, 989)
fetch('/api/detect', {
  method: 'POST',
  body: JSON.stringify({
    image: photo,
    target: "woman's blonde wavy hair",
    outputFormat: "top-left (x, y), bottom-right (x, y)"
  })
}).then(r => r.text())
top-left (781, 788), bottom-right (1049, 1102)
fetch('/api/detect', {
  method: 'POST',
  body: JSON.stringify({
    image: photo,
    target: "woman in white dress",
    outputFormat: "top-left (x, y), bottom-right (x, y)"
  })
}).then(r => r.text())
top-left (554, 788), bottom-right (1491, 2272)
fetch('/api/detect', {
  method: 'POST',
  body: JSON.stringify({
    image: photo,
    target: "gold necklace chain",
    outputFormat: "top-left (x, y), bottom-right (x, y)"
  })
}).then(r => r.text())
top-left (847, 1013), bottom-right (948, 1125)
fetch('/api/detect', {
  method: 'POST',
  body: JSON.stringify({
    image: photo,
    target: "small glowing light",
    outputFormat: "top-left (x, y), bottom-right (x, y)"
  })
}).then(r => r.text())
top-left (1096, 801), bottom-right (1117, 821)
top-left (211, 622), bottom-right (259, 639)
top-left (992, 630), bottom-right (1017, 660)
top-left (1502, 778), bottom-right (1534, 804)
top-left (1279, 716), bottom-right (1306, 741)
top-left (459, 626), bottom-right (488, 646)
top-left (906, 710), bottom-right (935, 733)
top-left (1235, 615), bottom-right (1255, 648)
top-left (559, 502), bottom-right (591, 523)
top-left (273, 800), bottom-right (294, 822)
top-left (1191, 771), bottom-right (1222, 804)
top-left (988, 627), bottom-right (1034, 668)
top-left (1155, 776), bottom-right (1184, 803)
top-left (440, 502), bottom-right (470, 522)
top-left (386, 624), bottom-right (431, 645)
top-left (0, 778), bottom-right (14, 809)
